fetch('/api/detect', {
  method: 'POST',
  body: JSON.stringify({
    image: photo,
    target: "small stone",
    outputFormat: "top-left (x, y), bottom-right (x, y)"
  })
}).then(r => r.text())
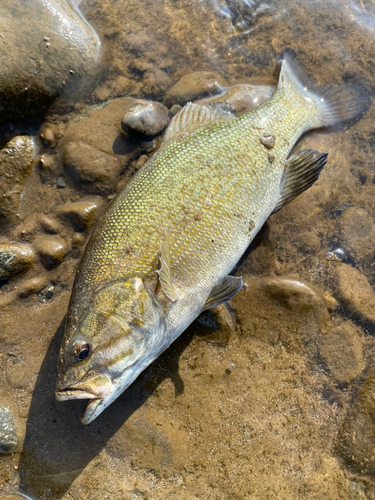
top-left (169, 104), bottom-right (182, 116)
top-left (121, 100), bottom-right (170, 137)
top-left (36, 235), bottom-right (68, 268)
top-left (0, 136), bottom-right (34, 224)
top-left (39, 215), bottom-right (61, 234)
top-left (60, 198), bottom-right (103, 230)
top-left (18, 276), bottom-right (48, 297)
top-left (0, 242), bottom-right (34, 279)
top-left (319, 322), bottom-right (364, 384)
top-left (334, 263), bottom-right (375, 322)
top-left (56, 177), bottom-right (66, 189)
top-left (164, 72), bottom-right (226, 108)
top-left (0, 406), bottom-right (18, 454)
top-left (39, 123), bottom-right (59, 147)
top-left (135, 155), bottom-right (149, 170)
top-left (38, 154), bottom-right (54, 170)
top-left (326, 248), bottom-right (346, 261)
top-left (72, 233), bottom-right (86, 246)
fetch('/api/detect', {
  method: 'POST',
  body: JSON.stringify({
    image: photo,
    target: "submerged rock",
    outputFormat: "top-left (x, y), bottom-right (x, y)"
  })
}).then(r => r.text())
top-left (164, 72), bottom-right (226, 108)
top-left (334, 264), bottom-right (375, 323)
top-left (0, 136), bottom-right (34, 225)
top-left (121, 100), bottom-right (170, 137)
top-left (18, 277), bottom-right (48, 298)
top-left (0, 242), bottom-right (34, 280)
top-left (36, 235), bottom-right (68, 268)
top-left (62, 98), bottom-right (143, 194)
top-left (318, 322), bottom-right (364, 384)
top-left (0, 406), bottom-right (18, 454)
top-left (59, 198), bottom-right (104, 230)
top-left (339, 207), bottom-right (375, 263)
top-left (0, 0), bottom-right (99, 123)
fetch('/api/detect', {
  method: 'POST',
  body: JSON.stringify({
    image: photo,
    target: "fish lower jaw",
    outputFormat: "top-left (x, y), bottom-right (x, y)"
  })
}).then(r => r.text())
top-left (55, 388), bottom-right (101, 401)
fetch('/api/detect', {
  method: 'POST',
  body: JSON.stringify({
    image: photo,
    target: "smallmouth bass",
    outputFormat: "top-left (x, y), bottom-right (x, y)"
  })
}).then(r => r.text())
top-left (56, 51), bottom-right (369, 423)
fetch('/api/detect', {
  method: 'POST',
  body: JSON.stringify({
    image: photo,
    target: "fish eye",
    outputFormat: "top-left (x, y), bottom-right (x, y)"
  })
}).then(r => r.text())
top-left (70, 340), bottom-right (91, 362)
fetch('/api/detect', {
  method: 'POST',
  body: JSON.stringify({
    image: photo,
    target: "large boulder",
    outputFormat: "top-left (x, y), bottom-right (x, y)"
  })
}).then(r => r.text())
top-left (0, 0), bottom-right (99, 123)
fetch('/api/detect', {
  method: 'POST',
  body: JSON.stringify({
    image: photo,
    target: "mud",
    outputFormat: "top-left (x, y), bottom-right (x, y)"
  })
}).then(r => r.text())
top-left (1, 0), bottom-right (375, 499)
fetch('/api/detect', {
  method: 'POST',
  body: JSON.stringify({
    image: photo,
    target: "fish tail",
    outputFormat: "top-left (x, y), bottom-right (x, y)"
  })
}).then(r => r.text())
top-left (278, 49), bottom-right (370, 127)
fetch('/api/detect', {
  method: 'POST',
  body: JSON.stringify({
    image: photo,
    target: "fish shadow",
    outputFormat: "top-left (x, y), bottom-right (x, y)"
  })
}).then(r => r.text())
top-left (19, 314), bottom-right (192, 499)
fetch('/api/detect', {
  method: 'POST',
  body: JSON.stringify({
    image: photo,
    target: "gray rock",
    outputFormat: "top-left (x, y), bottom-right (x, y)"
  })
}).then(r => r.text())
top-left (164, 72), bottom-right (227, 108)
top-left (0, 0), bottom-right (99, 123)
top-left (0, 242), bottom-right (34, 280)
top-left (121, 100), bottom-right (170, 137)
top-left (0, 406), bottom-right (18, 454)
top-left (0, 136), bottom-right (34, 225)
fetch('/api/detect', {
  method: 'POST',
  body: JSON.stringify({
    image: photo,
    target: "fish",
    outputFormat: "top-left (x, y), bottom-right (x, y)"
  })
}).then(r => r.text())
top-left (55, 51), bottom-right (369, 424)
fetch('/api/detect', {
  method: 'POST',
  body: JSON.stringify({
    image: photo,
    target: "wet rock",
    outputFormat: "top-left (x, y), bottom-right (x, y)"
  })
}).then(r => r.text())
top-left (234, 276), bottom-right (330, 352)
top-left (0, 0), bottom-right (99, 123)
top-left (0, 406), bottom-right (17, 454)
top-left (18, 277), bottom-right (48, 298)
top-left (169, 104), bottom-right (182, 116)
top-left (339, 207), bottom-right (375, 263)
top-left (135, 155), bottom-right (149, 170)
top-left (36, 236), bottom-right (68, 268)
top-left (121, 100), bottom-right (170, 137)
top-left (318, 322), bottom-right (364, 384)
top-left (0, 136), bottom-right (33, 225)
top-left (164, 72), bottom-right (226, 108)
top-left (62, 98), bottom-right (143, 194)
top-left (0, 242), bottom-right (34, 280)
top-left (39, 123), bottom-right (60, 148)
top-left (337, 375), bottom-right (375, 475)
top-left (39, 215), bottom-right (62, 234)
top-left (334, 264), bottom-right (375, 322)
top-left (59, 198), bottom-right (104, 230)
top-left (56, 177), bottom-right (66, 189)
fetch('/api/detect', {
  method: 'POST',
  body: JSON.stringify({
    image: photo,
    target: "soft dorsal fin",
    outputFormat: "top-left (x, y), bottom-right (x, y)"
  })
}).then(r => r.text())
top-left (272, 148), bottom-right (328, 214)
top-left (162, 102), bottom-right (235, 144)
top-left (204, 275), bottom-right (243, 310)
top-left (156, 230), bottom-right (179, 302)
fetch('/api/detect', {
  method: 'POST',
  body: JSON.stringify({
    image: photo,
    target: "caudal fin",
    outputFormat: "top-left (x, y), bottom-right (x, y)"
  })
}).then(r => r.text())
top-left (278, 49), bottom-right (370, 127)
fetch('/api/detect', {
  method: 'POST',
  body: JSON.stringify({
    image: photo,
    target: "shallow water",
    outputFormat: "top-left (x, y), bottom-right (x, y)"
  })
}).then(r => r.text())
top-left (1, 0), bottom-right (375, 499)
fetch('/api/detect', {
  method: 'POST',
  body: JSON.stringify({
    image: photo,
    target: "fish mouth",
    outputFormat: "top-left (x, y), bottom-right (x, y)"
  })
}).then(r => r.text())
top-left (55, 373), bottom-right (113, 402)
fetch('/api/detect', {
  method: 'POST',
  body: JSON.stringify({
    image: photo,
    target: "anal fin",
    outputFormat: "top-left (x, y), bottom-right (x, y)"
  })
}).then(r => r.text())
top-left (272, 148), bottom-right (328, 214)
top-left (204, 275), bottom-right (243, 310)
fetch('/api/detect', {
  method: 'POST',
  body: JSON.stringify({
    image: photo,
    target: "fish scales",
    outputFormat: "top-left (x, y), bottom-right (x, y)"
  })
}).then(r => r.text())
top-left (56, 51), bottom-right (370, 423)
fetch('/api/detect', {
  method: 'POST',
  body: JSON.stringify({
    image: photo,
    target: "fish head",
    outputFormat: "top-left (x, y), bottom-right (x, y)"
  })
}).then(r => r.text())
top-left (56, 277), bottom-right (166, 424)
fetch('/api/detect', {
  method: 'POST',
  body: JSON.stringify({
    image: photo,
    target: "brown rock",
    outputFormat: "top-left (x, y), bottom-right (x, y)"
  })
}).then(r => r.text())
top-left (334, 264), bottom-right (375, 322)
top-left (39, 123), bottom-right (60, 148)
top-left (59, 198), bottom-right (104, 230)
top-left (36, 236), bottom-right (68, 268)
top-left (339, 207), bottom-right (375, 263)
top-left (18, 277), bottom-right (48, 298)
top-left (0, 0), bottom-right (99, 123)
top-left (234, 276), bottom-right (330, 352)
top-left (164, 72), bottom-right (227, 108)
top-left (62, 98), bottom-right (143, 194)
top-left (0, 136), bottom-right (33, 225)
top-left (318, 322), bottom-right (364, 384)
top-left (121, 100), bottom-right (170, 136)
top-left (0, 242), bottom-right (34, 279)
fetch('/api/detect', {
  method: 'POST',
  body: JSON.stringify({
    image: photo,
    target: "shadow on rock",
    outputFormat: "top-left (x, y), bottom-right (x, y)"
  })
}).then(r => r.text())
top-left (19, 315), bottom-right (192, 499)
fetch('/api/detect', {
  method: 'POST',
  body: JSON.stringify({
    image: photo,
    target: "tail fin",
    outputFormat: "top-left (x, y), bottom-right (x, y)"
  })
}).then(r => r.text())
top-left (278, 49), bottom-right (370, 127)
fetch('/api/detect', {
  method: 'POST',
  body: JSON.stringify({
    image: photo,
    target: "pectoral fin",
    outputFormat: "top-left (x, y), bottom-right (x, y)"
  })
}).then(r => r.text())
top-left (157, 230), bottom-right (179, 302)
top-left (204, 275), bottom-right (243, 310)
top-left (272, 148), bottom-right (328, 214)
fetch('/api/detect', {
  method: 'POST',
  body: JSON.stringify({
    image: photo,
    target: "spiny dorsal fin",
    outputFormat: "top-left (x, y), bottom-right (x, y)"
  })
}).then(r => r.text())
top-left (162, 102), bottom-right (234, 144)
top-left (272, 148), bottom-right (328, 214)
top-left (204, 275), bottom-right (243, 310)
top-left (156, 229), bottom-right (179, 302)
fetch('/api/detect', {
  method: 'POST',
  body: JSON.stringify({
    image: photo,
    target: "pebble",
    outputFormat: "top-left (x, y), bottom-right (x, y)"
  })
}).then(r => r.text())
top-left (0, 242), bottom-right (34, 279)
top-left (56, 177), bottom-right (66, 189)
top-left (59, 198), bottom-right (103, 230)
top-left (135, 155), bottom-right (149, 170)
top-left (121, 100), bottom-right (170, 136)
top-left (318, 322), bottom-right (364, 384)
top-left (169, 104), bottom-right (182, 116)
top-left (0, 136), bottom-right (34, 225)
top-left (326, 248), bottom-right (346, 262)
top-left (18, 277), bottom-right (48, 298)
top-left (0, 406), bottom-right (17, 454)
top-left (39, 123), bottom-right (59, 148)
top-left (334, 263), bottom-right (375, 322)
top-left (36, 235), bottom-right (68, 268)
top-left (164, 72), bottom-right (227, 108)
top-left (39, 215), bottom-right (61, 234)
